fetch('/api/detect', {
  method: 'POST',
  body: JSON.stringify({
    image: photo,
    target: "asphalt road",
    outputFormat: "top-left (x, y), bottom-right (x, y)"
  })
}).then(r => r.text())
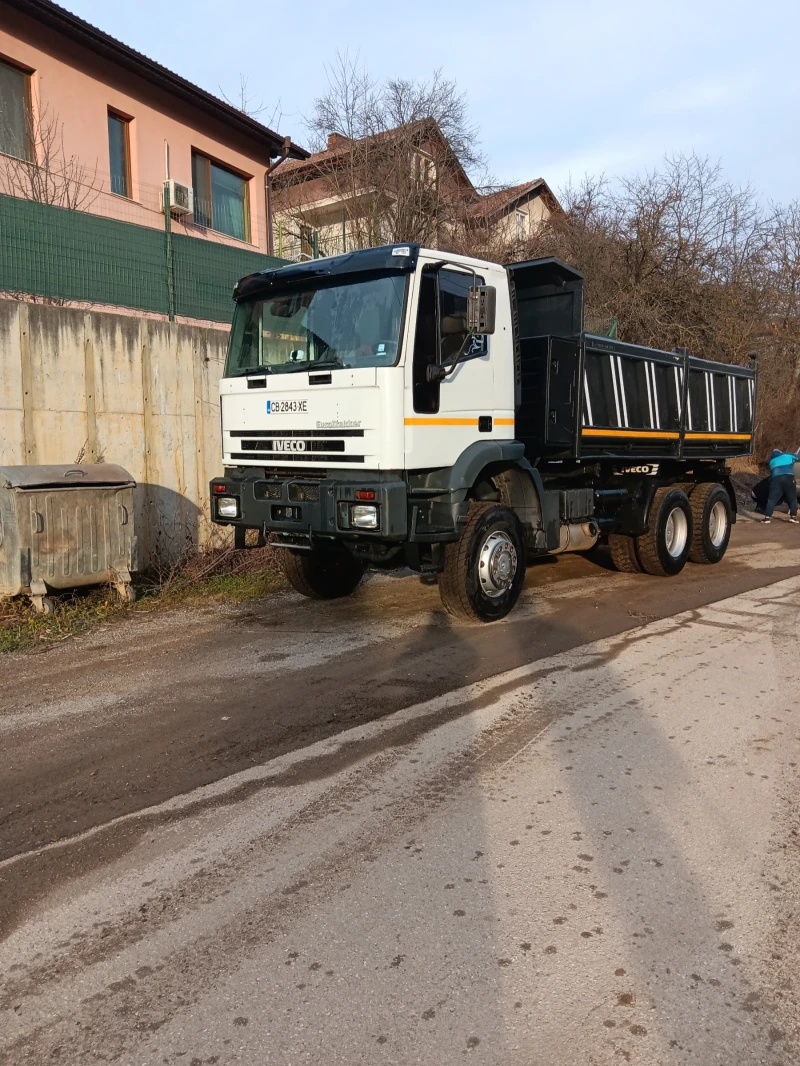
top-left (2, 517), bottom-right (800, 1065)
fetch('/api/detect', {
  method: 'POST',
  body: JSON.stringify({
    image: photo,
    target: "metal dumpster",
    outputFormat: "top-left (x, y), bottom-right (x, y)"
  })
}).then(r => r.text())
top-left (0, 464), bottom-right (137, 614)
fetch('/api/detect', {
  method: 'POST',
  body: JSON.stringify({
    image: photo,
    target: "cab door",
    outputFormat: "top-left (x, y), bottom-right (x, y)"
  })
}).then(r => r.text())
top-left (405, 265), bottom-right (495, 470)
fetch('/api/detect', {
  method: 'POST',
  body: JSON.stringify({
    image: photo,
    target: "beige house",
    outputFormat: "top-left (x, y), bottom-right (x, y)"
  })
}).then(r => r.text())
top-left (272, 122), bottom-right (559, 260)
top-left (0, 0), bottom-right (306, 251)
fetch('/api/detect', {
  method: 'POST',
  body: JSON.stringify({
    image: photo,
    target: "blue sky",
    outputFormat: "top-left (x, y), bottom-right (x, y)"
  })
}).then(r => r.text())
top-left (68, 0), bottom-right (799, 204)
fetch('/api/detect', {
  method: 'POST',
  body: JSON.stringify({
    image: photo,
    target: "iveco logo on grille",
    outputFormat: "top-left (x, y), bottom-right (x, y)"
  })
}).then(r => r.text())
top-left (274, 439), bottom-right (306, 452)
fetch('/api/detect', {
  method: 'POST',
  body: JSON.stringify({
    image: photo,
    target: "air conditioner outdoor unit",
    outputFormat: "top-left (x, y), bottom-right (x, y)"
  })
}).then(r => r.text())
top-left (161, 179), bottom-right (193, 216)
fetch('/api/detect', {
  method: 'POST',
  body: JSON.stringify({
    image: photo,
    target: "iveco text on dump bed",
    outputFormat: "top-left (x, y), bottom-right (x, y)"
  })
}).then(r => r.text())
top-left (211, 244), bottom-right (757, 622)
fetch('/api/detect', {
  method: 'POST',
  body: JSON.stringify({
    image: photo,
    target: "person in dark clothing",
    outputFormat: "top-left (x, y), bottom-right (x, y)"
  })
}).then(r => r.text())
top-left (762, 448), bottom-right (799, 523)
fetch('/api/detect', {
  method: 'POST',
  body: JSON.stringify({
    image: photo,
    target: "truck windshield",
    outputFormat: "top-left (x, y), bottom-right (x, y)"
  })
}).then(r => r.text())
top-left (225, 273), bottom-right (408, 377)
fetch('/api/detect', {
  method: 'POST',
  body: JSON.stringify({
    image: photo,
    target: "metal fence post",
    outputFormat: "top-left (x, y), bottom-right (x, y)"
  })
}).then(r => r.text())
top-left (163, 182), bottom-right (175, 321)
top-left (312, 230), bottom-right (319, 259)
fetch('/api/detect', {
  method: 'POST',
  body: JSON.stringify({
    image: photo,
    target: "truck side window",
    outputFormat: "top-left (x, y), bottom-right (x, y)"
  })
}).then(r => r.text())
top-left (412, 271), bottom-right (440, 413)
top-left (439, 270), bottom-right (486, 363)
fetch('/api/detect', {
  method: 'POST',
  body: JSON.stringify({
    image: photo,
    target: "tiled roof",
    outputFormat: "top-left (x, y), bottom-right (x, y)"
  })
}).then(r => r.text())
top-left (471, 180), bottom-right (548, 220)
top-left (5, 0), bottom-right (308, 160)
top-left (277, 121), bottom-right (439, 179)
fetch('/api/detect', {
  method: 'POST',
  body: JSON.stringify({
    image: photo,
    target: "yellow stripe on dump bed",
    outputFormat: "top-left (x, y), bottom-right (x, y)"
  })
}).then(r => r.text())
top-left (582, 428), bottom-right (752, 441)
top-left (684, 432), bottom-right (752, 441)
top-left (582, 428), bottom-right (680, 440)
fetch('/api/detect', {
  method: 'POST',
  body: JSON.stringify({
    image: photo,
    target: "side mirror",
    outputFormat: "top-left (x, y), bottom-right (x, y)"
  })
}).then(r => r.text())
top-left (426, 363), bottom-right (447, 383)
top-left (467, 285), bottom-right (496, 335)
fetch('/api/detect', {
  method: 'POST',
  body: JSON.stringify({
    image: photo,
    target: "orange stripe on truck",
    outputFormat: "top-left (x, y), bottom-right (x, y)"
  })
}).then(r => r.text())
top-left (581, 428), bottom-right (680, 439)
top-left (404, 417), bottom-right (513, 427)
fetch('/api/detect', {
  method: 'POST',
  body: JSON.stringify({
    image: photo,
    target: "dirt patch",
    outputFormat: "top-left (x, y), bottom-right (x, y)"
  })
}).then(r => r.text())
top-left (0, 546), bottom-right (285, 654)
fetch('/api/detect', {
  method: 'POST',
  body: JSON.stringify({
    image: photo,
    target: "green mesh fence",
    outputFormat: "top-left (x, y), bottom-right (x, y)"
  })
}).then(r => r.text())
top-left (0, 193), bottom-right (285, 323)
top-left (172, 233), bottom-right (283, 322)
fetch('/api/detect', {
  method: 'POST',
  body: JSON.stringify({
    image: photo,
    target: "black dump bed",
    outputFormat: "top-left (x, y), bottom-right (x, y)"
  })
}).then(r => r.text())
top-left (507, 258), bottom-right (756, 462)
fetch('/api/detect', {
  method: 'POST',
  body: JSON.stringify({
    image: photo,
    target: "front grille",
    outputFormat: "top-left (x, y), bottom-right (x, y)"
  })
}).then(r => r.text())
top-left (230, 429), bottom-right (364, 439)
top-left (289, 483), bottom-right (320, 502)
top-left (231, 451), bottom-right (364, 463)
top-left (262, 467), bottom-right (328, 481)
top-left (254, 482), bottom-right (283, 500)
top-left (240, 439), bottom-right (345, 453)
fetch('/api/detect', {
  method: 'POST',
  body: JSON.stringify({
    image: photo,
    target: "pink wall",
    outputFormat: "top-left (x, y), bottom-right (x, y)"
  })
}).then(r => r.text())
top-left (0, 10), bottom-right (274, 250)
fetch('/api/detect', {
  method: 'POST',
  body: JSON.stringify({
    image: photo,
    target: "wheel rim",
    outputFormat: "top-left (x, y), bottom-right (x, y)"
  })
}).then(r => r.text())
top-left (708, 499), bottom-right (728, 547)
top-left (478, 530), bottom-right (518, 598)
top-left (664, 507), bottom-right (689, 558)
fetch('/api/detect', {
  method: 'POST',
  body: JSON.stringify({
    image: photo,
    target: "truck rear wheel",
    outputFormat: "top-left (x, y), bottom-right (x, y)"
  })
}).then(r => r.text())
top-left (439, 503), bottom-right (526, 624)
top-left (608, 533), bottom-right (642, 573)
top-left (688, 483), bottom-right (732, 564)
top-left (635, 487), bottom-right (692, 577)
top-left (282, 546), bottom-right (365, 600)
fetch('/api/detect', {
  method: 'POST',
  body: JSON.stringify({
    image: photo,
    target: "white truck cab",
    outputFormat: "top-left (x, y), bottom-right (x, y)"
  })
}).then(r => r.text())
top-left (218, 245), bottom-right (515, 476)
top-left (212, 243), bottom-right (756, 622)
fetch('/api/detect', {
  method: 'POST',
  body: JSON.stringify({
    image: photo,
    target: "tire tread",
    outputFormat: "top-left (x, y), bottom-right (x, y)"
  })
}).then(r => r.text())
top-left (438, 503), bottom-right (498, 623)
top-left (282, 549), bottom-right (364, 600)
top-left (608, 533), bottom-right (641, 573)
top-left (636, 486), bottom-right (691, 577)
top-left (687, 482), bottom-right (730, 564)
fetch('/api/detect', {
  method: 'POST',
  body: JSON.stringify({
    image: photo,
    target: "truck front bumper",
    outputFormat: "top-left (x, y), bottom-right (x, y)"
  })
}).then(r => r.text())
top-left (210, 472), bottom-right (409, 544)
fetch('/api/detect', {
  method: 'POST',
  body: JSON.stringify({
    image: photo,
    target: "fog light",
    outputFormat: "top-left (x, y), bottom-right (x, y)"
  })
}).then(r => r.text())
top-left (217, 496), bottom-right (239, 519)
top-left (351, 504), bottom-right (378, 530)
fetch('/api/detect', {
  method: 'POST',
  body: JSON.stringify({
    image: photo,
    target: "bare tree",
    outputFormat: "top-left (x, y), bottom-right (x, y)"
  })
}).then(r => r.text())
top-left (219, 73), bottom-right (284, 129)
top-left (511, 154), bottom-right (799, 455)
top-left (277, 52), bottom-right (488, 252)
top-left (0, 96), bottom-right (99, 210)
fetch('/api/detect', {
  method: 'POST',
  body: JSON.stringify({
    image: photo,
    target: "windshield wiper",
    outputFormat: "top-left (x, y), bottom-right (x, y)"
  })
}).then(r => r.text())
top-left (229, 366), bottom-right (272, 378)
top-left (228, 366), bottom-right (273, 379)
top-left (308, 357), bottom-right (346, 370)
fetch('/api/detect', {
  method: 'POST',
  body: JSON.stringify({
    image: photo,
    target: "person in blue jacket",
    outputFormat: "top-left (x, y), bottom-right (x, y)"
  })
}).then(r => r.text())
top-left (762, 448), bottom-right (799, 523)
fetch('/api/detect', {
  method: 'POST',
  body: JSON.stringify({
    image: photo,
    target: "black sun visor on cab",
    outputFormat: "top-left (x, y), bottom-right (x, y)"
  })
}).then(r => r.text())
top-left (234, 243), bottom-right (422, 302)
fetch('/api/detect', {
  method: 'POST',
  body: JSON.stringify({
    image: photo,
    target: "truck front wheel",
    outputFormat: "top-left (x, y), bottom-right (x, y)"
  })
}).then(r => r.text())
top-left (688, 483), bottom-right (732, 564)
top-left (439, 503), bottom-right (526, 623)
top-left (282, 546), bottom-right (365, 600)
top-left (635, 487), bottom-right (693, 577)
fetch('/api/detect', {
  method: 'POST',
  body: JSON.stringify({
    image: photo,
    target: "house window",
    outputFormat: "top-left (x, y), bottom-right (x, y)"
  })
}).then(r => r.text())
top-left (191, 151), bottom-right (250, 241)
top-left (516, 210), bottom-right (527, 239)
top-left (299, 224), bottom-right (314, 260)
top-left (107, 111), bottom-right (131, 198)
top-left (0, 57), bottom-right (32, 161)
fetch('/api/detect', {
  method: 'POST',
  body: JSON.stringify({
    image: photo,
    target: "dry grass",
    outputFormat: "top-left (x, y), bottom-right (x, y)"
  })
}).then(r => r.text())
top-left (0, 545), bottom-right (285, 654)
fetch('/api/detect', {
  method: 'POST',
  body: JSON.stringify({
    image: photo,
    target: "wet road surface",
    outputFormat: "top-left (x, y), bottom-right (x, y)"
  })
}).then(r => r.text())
top-left (1, 517), bottom-right (800, 1064)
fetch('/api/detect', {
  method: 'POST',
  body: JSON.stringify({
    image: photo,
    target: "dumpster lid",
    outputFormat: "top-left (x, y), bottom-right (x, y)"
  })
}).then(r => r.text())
top-left (0, 464), bottom-right (136, 489)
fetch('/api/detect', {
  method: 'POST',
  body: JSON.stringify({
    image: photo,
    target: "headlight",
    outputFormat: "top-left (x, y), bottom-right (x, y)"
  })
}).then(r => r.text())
top-left (351, 504), bottom-right (378, 529)
top-left (217, 496), bottom-right (239, 519)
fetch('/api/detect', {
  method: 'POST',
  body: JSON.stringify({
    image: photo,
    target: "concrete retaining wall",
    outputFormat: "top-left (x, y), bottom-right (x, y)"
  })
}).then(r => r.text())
top-left (0, 299), bottom-right (231, 566)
